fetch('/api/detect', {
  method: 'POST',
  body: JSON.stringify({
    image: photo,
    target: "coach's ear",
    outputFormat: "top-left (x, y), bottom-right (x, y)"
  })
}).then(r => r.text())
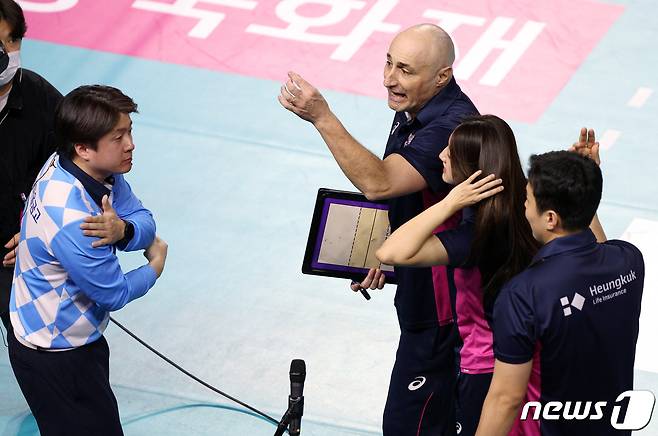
top-left (435, 66), bottom-right (453, 88)
top-left (73, 143), bottom-right (92, 161)
top-left (544, 209), bottom-right (560, 232)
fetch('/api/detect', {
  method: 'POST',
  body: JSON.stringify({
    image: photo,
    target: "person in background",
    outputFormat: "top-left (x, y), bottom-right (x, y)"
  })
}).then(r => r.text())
top-left (0, 0), bottom-right (62, 330)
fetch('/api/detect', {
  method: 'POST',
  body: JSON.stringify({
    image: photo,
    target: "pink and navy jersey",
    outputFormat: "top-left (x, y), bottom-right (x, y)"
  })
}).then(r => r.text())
top-left (493, 229), bottom-right (644, 436)
top-left (383, 77), bottom-right (478, 331)
top-left (436, 208), bottom-right (495, 374)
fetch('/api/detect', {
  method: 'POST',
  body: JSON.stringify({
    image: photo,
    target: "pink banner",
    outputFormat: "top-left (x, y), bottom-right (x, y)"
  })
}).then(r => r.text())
top-left (20, 0), bottom-right (623, 122)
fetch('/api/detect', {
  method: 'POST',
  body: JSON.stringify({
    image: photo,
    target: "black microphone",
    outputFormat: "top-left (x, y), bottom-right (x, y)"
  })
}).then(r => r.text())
top-left (288, 359), bottom-right (306, 435)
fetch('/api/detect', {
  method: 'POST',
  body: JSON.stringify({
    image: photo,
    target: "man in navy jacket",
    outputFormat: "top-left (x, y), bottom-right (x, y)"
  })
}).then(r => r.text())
top-left (477, 138), bottom-right (645, 436)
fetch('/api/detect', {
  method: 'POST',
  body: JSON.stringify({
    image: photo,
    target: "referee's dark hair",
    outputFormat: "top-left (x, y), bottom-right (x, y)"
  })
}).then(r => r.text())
top-left (0, 0), bottom-right (27, 41)
top-left (527, 150), bottom-right (602, 231)
top-left (55, 85), bottom-right (138, 159)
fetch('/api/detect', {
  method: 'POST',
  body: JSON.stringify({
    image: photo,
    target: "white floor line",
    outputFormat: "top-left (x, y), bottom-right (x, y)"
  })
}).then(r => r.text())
top-left (628, 87), bottom-right (653, 108)
top-left (600, 129), bottom-right (621, 151)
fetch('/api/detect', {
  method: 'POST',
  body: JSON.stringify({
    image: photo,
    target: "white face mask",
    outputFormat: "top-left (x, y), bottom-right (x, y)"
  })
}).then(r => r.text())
top-left (0, 50), bottom-right (20, 87)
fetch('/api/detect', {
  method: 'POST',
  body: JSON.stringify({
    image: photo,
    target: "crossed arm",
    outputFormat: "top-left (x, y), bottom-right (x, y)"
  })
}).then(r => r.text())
top-left (79, 174), bottom-right (156, 250)
top-left (51, 221), bottom-right (158, 311)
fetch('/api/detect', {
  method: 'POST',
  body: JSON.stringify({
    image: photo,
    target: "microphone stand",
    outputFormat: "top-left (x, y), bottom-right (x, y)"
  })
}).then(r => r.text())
top-left (273, 395), bottom-right (304, 436)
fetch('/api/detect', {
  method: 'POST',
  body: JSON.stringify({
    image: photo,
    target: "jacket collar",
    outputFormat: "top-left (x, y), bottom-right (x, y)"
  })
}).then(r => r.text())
top-left (529, 228), bottom-right (597, 267)
top-left (58, 153), bottom-right (114, 208)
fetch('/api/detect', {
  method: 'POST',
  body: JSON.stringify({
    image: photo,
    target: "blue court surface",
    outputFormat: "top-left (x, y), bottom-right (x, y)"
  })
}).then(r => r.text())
top-left (1, 0), bottom-right (658, 434)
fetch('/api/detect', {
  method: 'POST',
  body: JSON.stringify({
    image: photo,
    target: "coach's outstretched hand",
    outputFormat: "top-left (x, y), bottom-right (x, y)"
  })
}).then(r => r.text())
top-left (278, 71), bottom-right (332, 126)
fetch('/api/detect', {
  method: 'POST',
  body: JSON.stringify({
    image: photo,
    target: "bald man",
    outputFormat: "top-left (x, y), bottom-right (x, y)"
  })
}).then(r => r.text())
top-left (280, 24), bottom-right (479, 436)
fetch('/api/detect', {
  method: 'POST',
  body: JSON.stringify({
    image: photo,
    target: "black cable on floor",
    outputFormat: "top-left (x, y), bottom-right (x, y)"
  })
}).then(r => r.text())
top-left (109, 316), bottom-right (282, 429)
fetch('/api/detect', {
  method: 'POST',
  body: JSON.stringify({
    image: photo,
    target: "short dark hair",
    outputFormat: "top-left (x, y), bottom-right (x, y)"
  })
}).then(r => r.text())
top-left (527, 151), bottom-right (602, 231)
top-left (0, 0), bottom-right (27, 40)
top-left (55, 85), bottom-right (138, 158)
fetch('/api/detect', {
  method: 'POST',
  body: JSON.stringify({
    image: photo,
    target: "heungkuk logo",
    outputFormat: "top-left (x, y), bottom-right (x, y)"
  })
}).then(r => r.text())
top-left (560, 293), bottom-right (585, 317)
top-left (562, 270), bottom-right (638, 315)
top-left (520, 390), bottom-right (655, 430)
top-left (590, 270), bottom-right (637, 306)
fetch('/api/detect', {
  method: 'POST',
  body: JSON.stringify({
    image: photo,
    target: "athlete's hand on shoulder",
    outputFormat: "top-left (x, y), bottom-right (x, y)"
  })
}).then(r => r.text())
top-left (569, 127), bottom-right (600, 166)
top-left (350, 268), bottom-right (386, 292)
top-left (80, 195), bottom-right (126, 248)
top-left (444, 170), bottom-right (504, 212)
